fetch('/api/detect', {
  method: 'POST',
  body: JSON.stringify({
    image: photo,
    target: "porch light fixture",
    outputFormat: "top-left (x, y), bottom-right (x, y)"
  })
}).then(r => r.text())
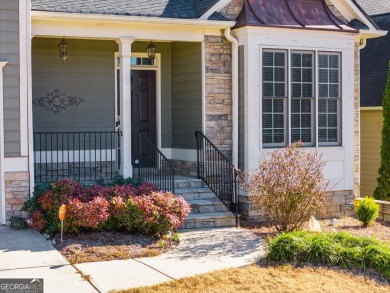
top-left (58, 38), bottom-right (69, 64)
top-left (146, 41), bottom-right (157, 65)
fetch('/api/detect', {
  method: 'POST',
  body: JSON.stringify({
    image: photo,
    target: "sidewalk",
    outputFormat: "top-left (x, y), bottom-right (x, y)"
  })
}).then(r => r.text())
top-left (0, 226), bottom-right (96, 293)
top-left (76, 228), bottom-right (265, 292)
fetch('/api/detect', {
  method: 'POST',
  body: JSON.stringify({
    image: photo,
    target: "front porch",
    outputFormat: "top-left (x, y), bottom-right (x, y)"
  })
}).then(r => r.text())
top-left (32, 38), bottom-right (205, 184)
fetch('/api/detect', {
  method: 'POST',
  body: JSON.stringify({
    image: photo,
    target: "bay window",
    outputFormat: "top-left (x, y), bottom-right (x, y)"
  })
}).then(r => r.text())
top-left (262, 49), bottom-right (341, 148)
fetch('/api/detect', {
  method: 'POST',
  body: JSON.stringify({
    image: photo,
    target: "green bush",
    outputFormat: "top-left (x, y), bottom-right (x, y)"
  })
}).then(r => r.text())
top-left (267, 231), bottom-right (390, 279)
top-left (357, 197), bottom-right (380, 227)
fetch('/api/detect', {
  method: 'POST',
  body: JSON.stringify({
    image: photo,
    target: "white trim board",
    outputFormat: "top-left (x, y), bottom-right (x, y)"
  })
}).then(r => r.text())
top-left (361, 106), bottom-right (382, 111)
top-left (19, 0), bottom-right (30, 157)
top-left (0, 62), bottom-right (8, 224)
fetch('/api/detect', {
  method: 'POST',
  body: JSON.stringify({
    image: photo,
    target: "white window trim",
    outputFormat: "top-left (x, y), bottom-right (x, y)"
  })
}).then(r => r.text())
top-left (261, 47), bottom-right (342, 149)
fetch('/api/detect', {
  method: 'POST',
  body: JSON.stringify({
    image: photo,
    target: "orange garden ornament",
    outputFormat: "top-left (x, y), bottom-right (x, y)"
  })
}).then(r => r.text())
top-left (59, 204), bottom-right (67, 220)
top-left (59, 204), bottom-right (67, 243)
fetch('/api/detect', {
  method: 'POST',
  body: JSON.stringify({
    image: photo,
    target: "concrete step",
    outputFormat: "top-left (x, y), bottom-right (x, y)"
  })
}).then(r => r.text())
top-left (174, 177), bottom-right (204, 189)
top-left (182, 212), bottom-right (238, 229)
top-left (175, 187), bottom-right (216, 201)
top-left (187, 198), bottom-right (228, 214)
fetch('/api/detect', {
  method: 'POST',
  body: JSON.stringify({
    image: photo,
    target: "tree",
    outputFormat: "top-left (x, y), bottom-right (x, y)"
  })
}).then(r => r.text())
top-left (374, 61), bottom-right (390, 200)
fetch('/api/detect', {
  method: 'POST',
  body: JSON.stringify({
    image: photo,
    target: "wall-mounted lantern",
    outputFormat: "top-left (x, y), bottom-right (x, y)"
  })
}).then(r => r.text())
top-left (58, 38), bottom-right (69, 64)
top-left (146, 41), bottom-right (157, 65)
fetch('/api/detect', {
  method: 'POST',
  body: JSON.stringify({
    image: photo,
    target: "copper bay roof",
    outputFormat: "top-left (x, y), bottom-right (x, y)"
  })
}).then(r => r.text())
top-left (234, 0), bottom-right (358, 32)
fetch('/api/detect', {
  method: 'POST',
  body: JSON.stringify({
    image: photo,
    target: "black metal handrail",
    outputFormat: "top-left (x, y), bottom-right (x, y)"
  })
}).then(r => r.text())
top-left (195, 131), bottom-right (239, 227)
top-left (34, 131), bottom-right (119, 183)
top-left (134, 132), bottom-right (175, 193)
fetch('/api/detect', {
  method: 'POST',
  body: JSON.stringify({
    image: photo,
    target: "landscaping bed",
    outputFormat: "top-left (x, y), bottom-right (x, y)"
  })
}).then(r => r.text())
top-left (241, 216), bottom-right (390, 243)
top-left (55, 231), bottom-right (178, 264)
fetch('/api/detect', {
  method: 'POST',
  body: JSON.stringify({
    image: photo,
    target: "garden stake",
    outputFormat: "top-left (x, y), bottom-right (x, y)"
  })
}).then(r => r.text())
top-left (59, 204), bottom-right (67, 243)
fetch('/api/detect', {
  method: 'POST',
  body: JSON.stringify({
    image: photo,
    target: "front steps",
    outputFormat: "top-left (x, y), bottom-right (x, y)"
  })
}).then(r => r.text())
top-left (174, 176), bottom-right (238, 229)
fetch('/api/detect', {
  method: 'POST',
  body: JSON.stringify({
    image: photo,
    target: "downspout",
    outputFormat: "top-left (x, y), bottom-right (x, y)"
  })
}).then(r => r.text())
top-left (224, 28), bottom-right (239, 167)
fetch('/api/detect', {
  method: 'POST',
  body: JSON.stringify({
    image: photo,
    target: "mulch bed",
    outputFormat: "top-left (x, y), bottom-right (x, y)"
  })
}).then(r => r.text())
top-left (241, 216), bottom-right (390, 243)
top-left (55, 231), bottom-right (178, 264)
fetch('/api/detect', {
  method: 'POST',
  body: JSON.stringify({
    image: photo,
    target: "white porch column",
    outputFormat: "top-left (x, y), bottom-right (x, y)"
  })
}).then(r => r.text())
top-left (0, 62), bottom-right (8, 224)
top-left (116, 38), bottom-right (134, 178)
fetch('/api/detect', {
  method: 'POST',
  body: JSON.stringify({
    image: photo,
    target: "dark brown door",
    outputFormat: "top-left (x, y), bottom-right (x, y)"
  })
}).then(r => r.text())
top-left (131, 70), bottom-right (157, 166)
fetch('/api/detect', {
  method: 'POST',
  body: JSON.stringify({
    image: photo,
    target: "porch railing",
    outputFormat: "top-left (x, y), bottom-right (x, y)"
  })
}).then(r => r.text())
top-left (133, 132), bottom-right (175, 193)
top-left (34, 132), bottom-right (119, 183)
top-left (195, 131), bottom-right (239, 227)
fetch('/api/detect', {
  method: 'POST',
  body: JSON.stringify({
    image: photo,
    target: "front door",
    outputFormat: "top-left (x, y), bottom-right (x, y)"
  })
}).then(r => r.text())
top-left (131, 70), bottom-right (157, 166)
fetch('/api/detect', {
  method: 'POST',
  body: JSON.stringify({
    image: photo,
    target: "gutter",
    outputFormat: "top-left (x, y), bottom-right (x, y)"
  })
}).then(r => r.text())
top-left (31, 11), bottom-right (235, 28)
top-left (224, 28), bottom-right (239, 167)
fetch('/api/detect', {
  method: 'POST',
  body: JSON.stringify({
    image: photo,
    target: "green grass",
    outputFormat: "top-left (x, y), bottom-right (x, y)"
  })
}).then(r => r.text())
top-left (267, 231), bottom-right (390, 279)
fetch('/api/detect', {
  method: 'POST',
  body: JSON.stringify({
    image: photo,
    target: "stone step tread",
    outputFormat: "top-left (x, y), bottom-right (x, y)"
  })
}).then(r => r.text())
top-left (187, 199), bottom-right (225, 206)
top-left (174, 176), bottom-right (202, 182)
top-left (175, 187), bottom-right (213, 194)
top-left (185, 211), bottom-right (235, 220)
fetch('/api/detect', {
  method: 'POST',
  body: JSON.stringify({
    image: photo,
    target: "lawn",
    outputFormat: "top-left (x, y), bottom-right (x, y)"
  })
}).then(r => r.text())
top-left (115, 263), bottom-right (390, 293)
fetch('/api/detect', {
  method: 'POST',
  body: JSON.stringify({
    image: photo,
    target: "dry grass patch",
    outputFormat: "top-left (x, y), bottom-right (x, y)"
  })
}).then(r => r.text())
top-left (55, 231), bottom-right (177, 264)
top-left (115, 264), bottom-right (390, 293)
top-left (241, 216), bottom-right (390, 243)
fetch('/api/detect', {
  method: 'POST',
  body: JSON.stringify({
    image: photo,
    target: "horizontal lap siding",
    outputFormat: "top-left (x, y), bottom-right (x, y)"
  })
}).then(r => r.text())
top-left (171, 42), bottom-right (202, 149)
top-left (360, 109), bottom-right (383, 197)
top-left (0, 1), bottom-right (20, 157)
top-left (32, 38), bottom-right (117, 133)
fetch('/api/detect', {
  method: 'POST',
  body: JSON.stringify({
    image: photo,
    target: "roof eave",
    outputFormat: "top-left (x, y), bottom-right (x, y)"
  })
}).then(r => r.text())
top-left (31, 10), bottom-right (236, 28)
top-left (358, 29), bottom-right (388, 39)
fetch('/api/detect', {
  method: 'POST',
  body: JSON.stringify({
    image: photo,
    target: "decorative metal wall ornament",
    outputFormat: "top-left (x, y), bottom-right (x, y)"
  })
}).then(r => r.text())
top-left (33, 89), bottom-right (84, 114)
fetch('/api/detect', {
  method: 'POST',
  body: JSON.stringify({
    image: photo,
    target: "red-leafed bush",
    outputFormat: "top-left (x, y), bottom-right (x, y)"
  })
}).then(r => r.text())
top-left (137, 182), bottom-right (159, 196)
top-left (23, 178), bottom-right (190, 236)
top-left (65, 196), bottom-right (110, 233)
top-left (28, 211), bottom-right (47, 232)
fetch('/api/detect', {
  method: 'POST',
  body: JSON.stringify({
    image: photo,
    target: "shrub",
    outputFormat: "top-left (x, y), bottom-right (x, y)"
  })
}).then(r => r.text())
top-left (247, 142), bottom-right (329, 232)
top-left (357, 197), bottom-right (380, 227)
top-left (268, 231), bottom-right (390, 279)
top-left (22, 178), bottom-right (190, 235)
top-left (65, 196), bottom-right (110, 233)
top-left (129, 192), bottom-right (191, 234)
top-left (28, 211), bottom-right (47, 232)
top-left (137, 182), bottom-right (159, 196)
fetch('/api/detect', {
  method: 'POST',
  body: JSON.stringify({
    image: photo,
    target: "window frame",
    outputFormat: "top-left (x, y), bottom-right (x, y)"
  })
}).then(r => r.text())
top-left (261, 48), bottom-right (342, 149)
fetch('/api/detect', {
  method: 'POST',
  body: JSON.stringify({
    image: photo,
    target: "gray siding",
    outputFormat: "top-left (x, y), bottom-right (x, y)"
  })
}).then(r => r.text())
top-left (131, 42), bottom-right (172, 148)
top-left (32, 39), bottom-right (117, 132)
top-left (238, 46), bottom-right (245, 170)
top-left (0, 0), bottom-right (20, 157)
top-left (171, 42), bottom-right (202, 149)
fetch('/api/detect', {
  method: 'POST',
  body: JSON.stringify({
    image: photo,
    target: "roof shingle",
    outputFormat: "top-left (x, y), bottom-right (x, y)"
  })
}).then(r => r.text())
top-left (360, 13), bottom-right (390, 107)
top-left (31, 0), bottom-right (219, 19)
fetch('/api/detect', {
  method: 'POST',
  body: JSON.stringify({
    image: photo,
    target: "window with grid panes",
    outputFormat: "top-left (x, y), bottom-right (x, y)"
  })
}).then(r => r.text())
top-left (262, 50), bottom-right (341, 148)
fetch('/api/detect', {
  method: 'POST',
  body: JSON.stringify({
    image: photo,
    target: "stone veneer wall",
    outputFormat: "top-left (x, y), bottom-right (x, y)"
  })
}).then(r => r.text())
top-left (239, 191), bottom-right (355, 221)
top-left (170, 160), bottom-right (198, 177)
top-left (204, 35), bottom-right (233, 159)
top-left (5, 172), bottom-right (29, 219)
top-left (219, 0), bottom-right (244, 20)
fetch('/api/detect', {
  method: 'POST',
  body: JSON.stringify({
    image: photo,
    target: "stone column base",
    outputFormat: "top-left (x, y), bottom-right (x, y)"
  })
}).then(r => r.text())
top-left (5, 171), bottom-right (30, 219)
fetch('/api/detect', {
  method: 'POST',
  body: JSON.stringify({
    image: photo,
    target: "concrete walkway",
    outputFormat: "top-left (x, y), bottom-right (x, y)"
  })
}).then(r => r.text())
top-left (0, 226), bottom-right (96, 293)
top-left (76, 228), bottom-right (265, 292)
